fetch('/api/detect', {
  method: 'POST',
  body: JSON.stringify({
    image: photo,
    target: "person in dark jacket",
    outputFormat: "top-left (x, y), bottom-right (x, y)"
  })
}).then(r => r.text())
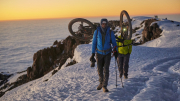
top-left (90, 18), bottom-right (118, 92)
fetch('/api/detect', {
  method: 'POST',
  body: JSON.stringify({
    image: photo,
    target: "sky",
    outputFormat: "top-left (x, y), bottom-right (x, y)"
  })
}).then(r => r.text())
top-left (0, 0), bottom-right (180, 21)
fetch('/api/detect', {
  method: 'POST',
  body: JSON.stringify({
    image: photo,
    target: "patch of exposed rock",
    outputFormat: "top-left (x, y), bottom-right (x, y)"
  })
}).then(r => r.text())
top-left (142, 19), bottom-right (163, 43)
top-left (0, 73), bottom-right (12, 86)
top-left (27, 36), bottom-right (89, 80)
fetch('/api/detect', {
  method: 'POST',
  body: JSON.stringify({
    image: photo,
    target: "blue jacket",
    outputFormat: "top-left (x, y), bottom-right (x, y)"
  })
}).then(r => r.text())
top-left (92, 26), bottom-right (117, 55)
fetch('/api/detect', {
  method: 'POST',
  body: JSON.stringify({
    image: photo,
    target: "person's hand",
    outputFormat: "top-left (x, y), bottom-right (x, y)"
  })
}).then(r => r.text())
top-left (112, 46), bottom-right (118, 59)
top-left (90, 53), bottom-right (95, 61)
top-left (90, 53), bottom-right (96, 67)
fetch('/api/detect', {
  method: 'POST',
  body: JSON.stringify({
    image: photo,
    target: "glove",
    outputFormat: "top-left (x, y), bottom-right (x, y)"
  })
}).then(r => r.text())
top-left (90, 53), bottom-right (96, 67)
top-left (90, 53), bottom-right (95, 61)
top-left (112, 47), bottom-right (118, 59)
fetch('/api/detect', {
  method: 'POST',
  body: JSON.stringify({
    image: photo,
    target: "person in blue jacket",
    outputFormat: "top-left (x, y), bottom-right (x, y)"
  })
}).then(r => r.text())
top-left (90, 18), bottom-right (118, 92)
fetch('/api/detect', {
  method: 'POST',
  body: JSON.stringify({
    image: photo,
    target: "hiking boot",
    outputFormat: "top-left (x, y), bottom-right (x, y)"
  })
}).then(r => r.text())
top-left (119, 74), bottom-right (123, 78)
top-left (102, 87), bottom-right (109, 92)
top-left (97, 83), bottom-right (103, 90)
top-left (124, 75), bottom-right (128, 79)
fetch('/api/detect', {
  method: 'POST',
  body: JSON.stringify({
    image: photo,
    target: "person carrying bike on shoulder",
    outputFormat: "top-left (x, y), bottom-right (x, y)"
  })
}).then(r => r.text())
top-left (116, 25), bottom-right (132, 79)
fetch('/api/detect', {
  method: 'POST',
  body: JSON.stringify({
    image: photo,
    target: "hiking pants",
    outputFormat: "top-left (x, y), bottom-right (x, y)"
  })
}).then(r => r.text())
top-left (117, 53), bottom-right (130, 77)
top-left (96, 53), bottom-right (111, 87)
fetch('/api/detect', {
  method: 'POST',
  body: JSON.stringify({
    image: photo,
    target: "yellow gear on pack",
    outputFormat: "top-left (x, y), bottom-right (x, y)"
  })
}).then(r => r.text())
top-left (116, 35), bottom-right (132, 55)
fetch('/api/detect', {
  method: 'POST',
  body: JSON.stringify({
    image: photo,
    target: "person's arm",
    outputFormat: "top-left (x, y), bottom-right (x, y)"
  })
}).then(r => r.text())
top-left (92, 30), bottom-right (98, 54)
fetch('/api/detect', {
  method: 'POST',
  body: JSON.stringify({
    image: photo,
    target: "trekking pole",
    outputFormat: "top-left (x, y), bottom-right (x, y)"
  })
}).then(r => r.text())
top-left (115, 57), bottom-right (124, 88)
top-left (115, 58), bottom-right (117, 88)
top-left (121, 77), bottom-right (124, 88)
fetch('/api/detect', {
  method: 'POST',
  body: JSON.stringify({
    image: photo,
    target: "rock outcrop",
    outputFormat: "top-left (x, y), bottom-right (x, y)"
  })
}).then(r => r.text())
top-left (27, 36), bottom-right (89, 80)
top-left (142, 19), bottom-right (162, 43)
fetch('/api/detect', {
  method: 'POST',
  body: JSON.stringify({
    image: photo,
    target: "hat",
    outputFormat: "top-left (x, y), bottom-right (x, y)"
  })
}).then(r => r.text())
top-left (102, 21), bottom-right (107, 24)
top-left (100, 18), bottom-right (108, 25)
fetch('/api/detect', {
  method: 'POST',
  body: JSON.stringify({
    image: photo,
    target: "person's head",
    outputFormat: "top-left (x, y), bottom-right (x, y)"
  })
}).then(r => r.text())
top-left (100, 18), bottom-right (108, 29)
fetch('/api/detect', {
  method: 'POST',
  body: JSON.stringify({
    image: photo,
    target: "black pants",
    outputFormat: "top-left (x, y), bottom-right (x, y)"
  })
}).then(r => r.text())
top-left (96, 53), bottom-right (111, 87)
top-left (117, 53), bottom-right (130, 77)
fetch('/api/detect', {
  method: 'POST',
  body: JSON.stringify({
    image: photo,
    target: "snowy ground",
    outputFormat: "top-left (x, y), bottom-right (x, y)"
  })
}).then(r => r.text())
top-left (1, 17), bottom-right (180, 101)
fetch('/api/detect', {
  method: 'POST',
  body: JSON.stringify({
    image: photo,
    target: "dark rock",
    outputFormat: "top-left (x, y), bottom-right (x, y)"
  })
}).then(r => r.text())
top-left (58, 55), bottom-right (69, 70)
top-left (0, 92), bottom-right (5, 97)
top-left (177, 24), bottom-right (179, 26)
top-left (135, 34), bottom-right (140, 36)
top-left (27, 35), bottom-right (89, 81)
top-left (0, 73), bottom-right (12, 86)
top-left (27, 67), bottom-right (32, 79)
top-left (17, 70), bottom-right (27, 74)
top-left (28, 46), bottom-right (59, 79)
top-left (140, 20), bottom-right (145, 25)
top-left (133, 27), bottom-right (141, 33)
top-left (43, 79), bottom-right (48, 82)
top-left (53, 40), bottom-right (58, 45)
top-left (142, 19), bottom-right (162, 43)
top-left (52, 70), bottom-right (58, 75)
top-left (66, 60), bottom-right (77, 67)
top-left (145, 19), bottom-right (158, 27)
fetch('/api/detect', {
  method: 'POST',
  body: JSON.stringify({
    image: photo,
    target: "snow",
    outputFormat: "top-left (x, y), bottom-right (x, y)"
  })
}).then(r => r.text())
top-left (131, 16), bottom-right (152, 29)
top-left (1, 16), bottom-right (180, 101)
top-left (7, 72), bottom-right (27, 84)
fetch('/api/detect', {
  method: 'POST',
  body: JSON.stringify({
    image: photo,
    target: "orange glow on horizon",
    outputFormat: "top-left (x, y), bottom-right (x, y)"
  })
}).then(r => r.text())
top-left (0, 0), bottom-right (180, 21)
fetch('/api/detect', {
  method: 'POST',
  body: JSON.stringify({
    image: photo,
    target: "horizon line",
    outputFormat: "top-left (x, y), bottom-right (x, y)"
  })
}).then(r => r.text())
top-left (1, 13), bottom-right (180, 22)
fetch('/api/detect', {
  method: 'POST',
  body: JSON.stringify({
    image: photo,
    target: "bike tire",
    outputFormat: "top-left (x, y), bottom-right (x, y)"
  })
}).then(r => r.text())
top-left (68, 18), bottom-right (95, 41)
top-left (120, 10), bottom-right (132, 40)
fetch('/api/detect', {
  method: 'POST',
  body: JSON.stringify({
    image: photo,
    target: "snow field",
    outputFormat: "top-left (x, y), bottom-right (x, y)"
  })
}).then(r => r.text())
top-left (1, 16), bottom-right (180, 101)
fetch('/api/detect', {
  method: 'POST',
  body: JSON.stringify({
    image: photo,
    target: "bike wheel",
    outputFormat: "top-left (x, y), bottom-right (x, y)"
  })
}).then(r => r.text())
top-left (68, 18), bottom-right (95, 41)
top-left (120, 10), bottom-right (132, 40)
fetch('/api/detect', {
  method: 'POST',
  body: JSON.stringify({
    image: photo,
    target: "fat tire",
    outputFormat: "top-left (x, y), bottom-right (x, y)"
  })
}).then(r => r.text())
top-left (120, 10), bottom-right (132, 40)
top-left (68, 18), bottom-right (95, 41)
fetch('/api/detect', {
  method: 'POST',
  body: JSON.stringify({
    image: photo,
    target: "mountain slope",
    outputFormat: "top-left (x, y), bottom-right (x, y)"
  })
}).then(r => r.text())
top-left (1, 16), bottom-right (180, 101)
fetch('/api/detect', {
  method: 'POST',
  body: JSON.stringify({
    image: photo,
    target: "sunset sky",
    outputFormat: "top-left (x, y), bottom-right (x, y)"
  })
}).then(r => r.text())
top-left (0, 0), bottom-right (180, 21)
